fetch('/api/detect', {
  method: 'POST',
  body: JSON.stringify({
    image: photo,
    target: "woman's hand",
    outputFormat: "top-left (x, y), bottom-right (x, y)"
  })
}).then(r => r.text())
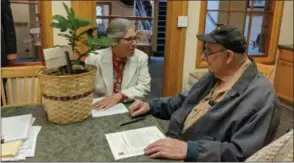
top-left (92, 93), bottom-right (123, 110)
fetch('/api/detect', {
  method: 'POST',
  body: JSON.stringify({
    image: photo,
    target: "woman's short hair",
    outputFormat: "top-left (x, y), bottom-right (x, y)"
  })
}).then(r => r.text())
top-left (106, 18), bottom-right (134, 45)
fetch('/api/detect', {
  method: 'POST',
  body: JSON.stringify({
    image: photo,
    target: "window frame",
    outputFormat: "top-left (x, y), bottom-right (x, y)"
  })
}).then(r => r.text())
top-left (7, 0), bottom-right (52, 67)
top-left (195, 0), bottom-right (285, 68)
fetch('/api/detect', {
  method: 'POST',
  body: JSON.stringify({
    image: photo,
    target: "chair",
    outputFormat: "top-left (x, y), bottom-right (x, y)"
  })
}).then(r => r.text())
top-left (256, 63), bottom-right (274, 81)
top-left (1, 66), bottom-right (44, 108)
top-left (136, 30), bottom-right (153, 56)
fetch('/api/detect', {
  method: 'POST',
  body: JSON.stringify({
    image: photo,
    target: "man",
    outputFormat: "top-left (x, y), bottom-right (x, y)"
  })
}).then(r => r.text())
top-left (129, 25), bottom-right (281, 162)
top-left (2, 0), bottom-right (17, 67)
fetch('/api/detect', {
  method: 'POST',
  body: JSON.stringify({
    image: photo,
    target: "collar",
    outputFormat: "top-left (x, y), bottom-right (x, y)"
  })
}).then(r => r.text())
top-left (227, 58), bottom-right (258, 96)
top-left (216, 58), bottom-right (252, 92)
top-left (112, 51), bottom-right (127, 64)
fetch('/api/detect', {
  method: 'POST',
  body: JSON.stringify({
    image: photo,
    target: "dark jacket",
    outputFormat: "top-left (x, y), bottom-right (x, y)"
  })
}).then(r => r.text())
top-left (1, 0), bottom-right (17, 66)
top-left (148, 62), bottom-right (281, 162)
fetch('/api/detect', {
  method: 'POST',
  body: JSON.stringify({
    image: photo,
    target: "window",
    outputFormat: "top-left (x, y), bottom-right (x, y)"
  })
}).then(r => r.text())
top-left (196, 0), bottom-right (284, 68)
top-left (8, 1), bottom-right (44, 66)
top-left (96, 2), bottom-right (111, 35)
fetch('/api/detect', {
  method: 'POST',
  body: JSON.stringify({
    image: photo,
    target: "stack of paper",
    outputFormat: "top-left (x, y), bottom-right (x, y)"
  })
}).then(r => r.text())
top-left (2, 114), bottom-right (32, 142)
top-left (105, 126), bottom-right (166, 160)
top-left (1, 114), bottom-right (42, 161)
top-left (91, 98), bottom-right (129, 117)
top-left (1, 126), bottom-right (42, 161)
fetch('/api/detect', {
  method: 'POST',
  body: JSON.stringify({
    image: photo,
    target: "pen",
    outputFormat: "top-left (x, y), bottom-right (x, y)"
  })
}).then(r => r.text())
top-left (120, 117), bottom-right (145, 127)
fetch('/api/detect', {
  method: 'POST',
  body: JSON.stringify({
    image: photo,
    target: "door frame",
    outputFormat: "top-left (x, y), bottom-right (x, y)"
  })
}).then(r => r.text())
top-left (71, 0), bottom-right (189, 97)
top-left (162, 1), bottom-right (188, 96)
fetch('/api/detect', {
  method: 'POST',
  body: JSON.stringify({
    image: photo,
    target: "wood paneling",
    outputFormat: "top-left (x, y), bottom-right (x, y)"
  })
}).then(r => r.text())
top-left (162, 1), bottom-right (188, 96)
top-left (39, 1), bottom-right (53, 49)
top-left (279, 49), bottom-right (294, 62)
top-left (274, 49), bottom-right (293, 105)
top-left (71, 1), bottom-right (96, 20)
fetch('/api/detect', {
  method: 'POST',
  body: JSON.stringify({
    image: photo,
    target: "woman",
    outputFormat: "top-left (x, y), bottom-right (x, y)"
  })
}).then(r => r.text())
top-left (86, 18), bottom-right (151, 110)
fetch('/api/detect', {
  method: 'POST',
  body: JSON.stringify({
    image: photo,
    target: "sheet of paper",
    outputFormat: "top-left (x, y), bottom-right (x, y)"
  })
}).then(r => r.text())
top-left (18, 126), bottom-right (42, 157)
top-left (1, 126), bottom-right (42, 161)
top-left (105, 126), bottom-right (165, 160)
top-left (2, 114), bottom-right (32, 142)
top-left (43, 46), bottom-right (73, 69)
top-left (31, 117), bottom-right (36, 126)
top-left (1, 141), bottom-right (23, 157)
top-left (91, 98), bottom-right (128, 117)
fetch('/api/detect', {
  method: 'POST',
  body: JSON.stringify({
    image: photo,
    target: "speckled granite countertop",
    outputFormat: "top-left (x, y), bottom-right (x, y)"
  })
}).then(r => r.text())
top-left (278, 44), bottom-right (294, 51)
top-left (1, 105), bottom-right (168, 162)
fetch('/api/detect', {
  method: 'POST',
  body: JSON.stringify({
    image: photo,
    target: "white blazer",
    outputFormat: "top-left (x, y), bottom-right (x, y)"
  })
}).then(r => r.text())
top-left (85, 47), bottom-right (151, 100)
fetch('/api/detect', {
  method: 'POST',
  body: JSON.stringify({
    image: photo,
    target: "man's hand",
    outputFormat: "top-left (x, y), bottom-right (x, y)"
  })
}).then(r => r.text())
top-left (92, 93), bottom-right (122, 110)
top-left (7, 53), bottom-right (17, 64)
top-left (129, 100), bottom-right (150, 117)
top-left (144, 138), bottom-right (188, 160)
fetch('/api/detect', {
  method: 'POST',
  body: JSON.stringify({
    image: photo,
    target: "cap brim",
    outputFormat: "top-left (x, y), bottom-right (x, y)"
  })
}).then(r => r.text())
top-left (196, 34), bottom-right (217, 43)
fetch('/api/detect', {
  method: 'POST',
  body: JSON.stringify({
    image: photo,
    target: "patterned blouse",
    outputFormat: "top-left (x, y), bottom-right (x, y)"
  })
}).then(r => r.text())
top-left (112, 52), bottom-right (128, 101)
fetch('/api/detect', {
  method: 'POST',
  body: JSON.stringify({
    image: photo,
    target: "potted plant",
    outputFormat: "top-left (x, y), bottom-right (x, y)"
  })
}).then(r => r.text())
top-left (37, 3), bottom-right (111, 124)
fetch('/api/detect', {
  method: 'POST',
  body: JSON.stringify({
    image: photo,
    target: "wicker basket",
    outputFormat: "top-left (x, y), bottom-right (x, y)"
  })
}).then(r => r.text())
top-left (37, 65), bottom-right (97, 124)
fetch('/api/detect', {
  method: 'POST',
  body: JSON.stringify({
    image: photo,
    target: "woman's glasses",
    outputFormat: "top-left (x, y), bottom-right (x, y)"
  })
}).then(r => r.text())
top-left (121, 36), bottom-right (137, 43)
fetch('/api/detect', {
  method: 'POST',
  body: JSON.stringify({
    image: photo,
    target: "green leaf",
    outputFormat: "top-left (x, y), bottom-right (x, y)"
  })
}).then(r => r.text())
top-left (52, 15), bottom-right (68, 23)
top-left (77, 18), bottom-right (91, 27)
top-left (62, 2), bottom-right (70, 15)
top-left (72, 19), bottom-right (80, 30)
top-left (70, 8), bottom-right (75, 19)
top-left (76, 27), bottom-right (97, 38)
top-left (87, 37), bottom-right (112, 48)
top-left (54, 45), bottom-right (67, 48)
top-left (52, 15), bottom-right (69, 31)
top-left (60, 28), bottom-right (67, 32)
top-left (58, 33), bottom-right (72, 39)
top-left (92, 51), bottom-right (99, 55)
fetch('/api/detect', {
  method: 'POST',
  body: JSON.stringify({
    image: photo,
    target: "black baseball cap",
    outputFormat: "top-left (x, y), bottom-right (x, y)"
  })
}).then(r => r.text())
top-left (196, 25), bottom-right (247, 53)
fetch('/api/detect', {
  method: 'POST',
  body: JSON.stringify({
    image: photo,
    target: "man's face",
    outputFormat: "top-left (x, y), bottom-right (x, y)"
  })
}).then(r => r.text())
top-left (202, 43), bottom-right (227, 75)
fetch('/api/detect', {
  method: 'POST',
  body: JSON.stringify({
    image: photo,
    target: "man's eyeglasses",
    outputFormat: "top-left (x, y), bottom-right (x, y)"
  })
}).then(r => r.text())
top-left (203, 49), bottom-right (225, 57)
top-left (121, 36), bottom-right (137, 43)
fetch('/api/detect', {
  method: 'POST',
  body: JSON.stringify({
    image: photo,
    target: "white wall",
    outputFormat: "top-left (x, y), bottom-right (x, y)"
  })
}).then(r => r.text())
top-left (52, 1), bottom-right (71, 46)
top-left (182, 1), bottom-right (207, 90)
top-left (182, 0), bottom-right (293, 91)
top-left (278, 1), bottom-right (293, 45)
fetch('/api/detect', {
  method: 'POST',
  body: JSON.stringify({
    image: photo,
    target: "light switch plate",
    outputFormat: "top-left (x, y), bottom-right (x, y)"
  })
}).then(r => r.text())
top-left (177, 16), bottom-right (188, 28)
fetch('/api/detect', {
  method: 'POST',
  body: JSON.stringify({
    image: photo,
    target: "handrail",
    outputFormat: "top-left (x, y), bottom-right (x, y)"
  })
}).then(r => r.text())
top-left (96, 15), bottom-right (153, 21)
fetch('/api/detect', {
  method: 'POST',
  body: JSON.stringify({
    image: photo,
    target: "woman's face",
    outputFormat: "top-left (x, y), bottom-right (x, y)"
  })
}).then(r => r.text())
top-left (116, 28), bottom-right (137, 57)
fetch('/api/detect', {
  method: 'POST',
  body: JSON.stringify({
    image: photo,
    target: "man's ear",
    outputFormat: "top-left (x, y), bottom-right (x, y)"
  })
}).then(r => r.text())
top-left (225, 50), bottom-right (234, 64)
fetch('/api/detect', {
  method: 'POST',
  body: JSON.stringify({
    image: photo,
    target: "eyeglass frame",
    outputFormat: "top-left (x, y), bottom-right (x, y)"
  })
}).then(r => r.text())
top-left (120, 36), bottom-right (137, 43)
top-left (203, 48), bottom-right (226, 58)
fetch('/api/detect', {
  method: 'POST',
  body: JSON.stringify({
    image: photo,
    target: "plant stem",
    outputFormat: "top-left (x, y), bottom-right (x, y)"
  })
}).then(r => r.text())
top-left (65, 51), bottom-right (73, 74)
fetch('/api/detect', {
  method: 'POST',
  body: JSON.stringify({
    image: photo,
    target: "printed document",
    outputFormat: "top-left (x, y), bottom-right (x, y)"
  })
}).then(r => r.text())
top-left (1, 126), bottom-right (42, 161)
top-left (105, 126), bottom-right (165, 160)
top-left (2, 114), bottom-right (32, 142)
top-left (91, 98), bottom-right (129, 117)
